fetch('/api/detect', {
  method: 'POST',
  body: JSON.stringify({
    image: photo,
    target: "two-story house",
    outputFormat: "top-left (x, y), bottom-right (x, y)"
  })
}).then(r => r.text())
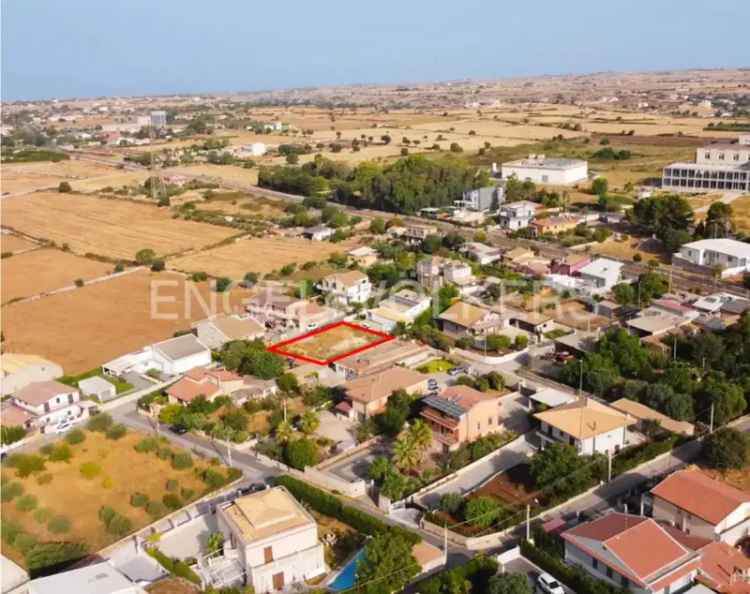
top-left (438, 301), bottom-right (506, 339)
top-left (340, 365), bottom-right (429, 420)
top-left (247, 292), bottom-right (336, 331)
top-left (367, 289), bottom-right (431, 332)
top-left (562, 513), bottom-right (701, 594)
top-left (498, 201), bottom-right (537, 231)
top-left (420, 385), bottom-right (505, 452)
top-left (216, 487), bottom-right (326, 593)
top-left (319, 270), bottom-right (372, 307)
top-left (650, 469), bottom-right (750, 546)
top-left (12, 381), bottom-right (92, 432)
top-left (578, 258), bottom-right (624, 294)
top-left (534, 397), bottom-right (636, 455)
top-left (416, 257), bottom-right (475, 291)
top-left (193, 315), bottom-right (265, 350)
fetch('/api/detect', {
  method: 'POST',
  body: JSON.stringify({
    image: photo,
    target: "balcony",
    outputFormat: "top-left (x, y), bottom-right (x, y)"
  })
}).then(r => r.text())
top-left (421, 407), bottom-right (460, 431)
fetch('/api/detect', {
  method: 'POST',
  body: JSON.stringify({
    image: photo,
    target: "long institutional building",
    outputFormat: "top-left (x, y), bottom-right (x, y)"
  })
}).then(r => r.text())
top-left (662, 135), bottom-right (750, 193)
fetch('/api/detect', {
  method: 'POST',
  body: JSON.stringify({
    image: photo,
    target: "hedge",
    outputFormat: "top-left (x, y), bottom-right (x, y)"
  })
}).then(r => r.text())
top-left (274, 475), bottom-right (420, 544)
top-left (520, 540), bottom-right (628, 594)
top-left (414, 555), bottom-right (498, 594)
top-left (146, 547), bottom-right (200, 584)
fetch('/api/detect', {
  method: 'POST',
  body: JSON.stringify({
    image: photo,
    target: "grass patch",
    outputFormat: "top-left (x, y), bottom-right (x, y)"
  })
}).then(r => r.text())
top-left (59, 367), bottom-right (134, 395)
top-left (417, 358), bottom-right (456, 373)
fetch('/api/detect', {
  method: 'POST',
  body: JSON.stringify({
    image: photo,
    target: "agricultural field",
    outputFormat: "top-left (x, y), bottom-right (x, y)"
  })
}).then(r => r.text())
top-left (164, 163), bottom-right (259, 187)
top-left (169, 236), bottom-right (359, 278)
top-left (1, 160), bottom-right (119, 195)
top-left (193, 191), bottom-right (286, 218)
top-left (0, 428), bottom-right (237, 570)
top-left (0, 233), bottom-right (39, 254)
top-left (1, 192), bottom-right (236, 260)
top-left (271, 322), bottom-right (390, 364)
top-left (730, 196), bottom-right (750, 233)
top-left (1, 270), bottom-right (252, 373)
top-left (1, 249), bottom-right (114, 304)
top-left (68, 169), bottom-right (152, 193)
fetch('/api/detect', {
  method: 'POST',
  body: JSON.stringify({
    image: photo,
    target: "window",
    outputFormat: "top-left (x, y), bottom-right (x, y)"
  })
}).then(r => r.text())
top-left (592, 558), bottom-right (598, 569)
top-left (620, 576), bottom-right (629, 588)
top-left (606, 567), bottom-right (613, 578)
top-left (488, 417), bottom-right (493, 425)
top-left (264, 546), bottom-right (274, 563)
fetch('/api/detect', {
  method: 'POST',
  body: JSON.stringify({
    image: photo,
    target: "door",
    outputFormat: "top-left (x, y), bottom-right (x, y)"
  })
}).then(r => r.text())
top-left (272, 572), bottom-right (284, 591)
top-left (264, 546), bottom-right (273, 563)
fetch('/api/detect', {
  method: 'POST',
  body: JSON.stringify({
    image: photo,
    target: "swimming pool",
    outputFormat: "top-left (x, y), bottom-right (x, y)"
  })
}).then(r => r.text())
top-left (328, 549), bottom-right (365, 592)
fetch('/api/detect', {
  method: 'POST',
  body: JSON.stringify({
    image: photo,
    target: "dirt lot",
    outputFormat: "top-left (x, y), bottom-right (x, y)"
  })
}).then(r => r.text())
top-left (164, 163), bottom-right (259, 187)
top-left (552, 300), bottom-right (610, 331)
top-left (276, 323), bottom-right (385, 362)
top-left (1, 192), bottom-right (236, 260)
top-left (1, 270), bottom-right (252, 373)
top-left (0, 234), bottom-right (39, 254)
top-left (700, 464), bottom-right (750, 493)
top-left (169, 236), bottom-right (359, 278)
top-left (1, 249), bottom-right (114, 304)
top-left (1, 430), bottom-right (229, 568)
top-left (1, 160), bottom-right (120, 195)
top-left (69, 169), bottom-right (152, 193)
top-left (730, 196), bottom-right (750, 233)
top-left (474, 463), bottom-right (538, 506)
top-left (589, 237), bottom-right (669, 264)
top-left (146, 579), bottom-right (200, 594)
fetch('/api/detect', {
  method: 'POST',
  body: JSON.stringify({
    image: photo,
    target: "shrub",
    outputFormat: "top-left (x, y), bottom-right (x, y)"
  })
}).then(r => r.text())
top-left (16, 494), bottom-right (38, 512)
top-left (703, 427), bottom-right (750, 470)
top-left (98, 505), bottom-right (116, 526)
top-left (7, 453), bottom-right (46, 477)
top-left (180, 488), bottom-right (195, 501)
top-left (1, 519), bottom-right (22, 546)
top-left (87, 413), bottom-right (113, 432)
top-left (33, 508), bottom-right (53, 524)
top-left (415, 555), bottom-right (498, 594)
top-left (79, 462), bottom-right (102, 480)
top-left (1, 480), bottom-right (24, 502)
top-left (47, 515), bottom-right (72, 534)
top-left (74, 278), bottom-right (84, 287)
top-left (166, 479), bottom-right (179, 492)
top-left (134, 436), bottom-right (159, 453)
top-left (157, 446), bottom-right (173, 460)
top-left (150, 259), bottom-right (165, 272)
top-left (65, 429), bottom-right (86, 445)
top-left (58, 181), bottom-right (72, 193)
top-left (25, 542), bottom-right (87, 576)
top-left (36, 473), bottom-right (53, 485)
top-left (162, 493), bottom-right (183, 510)
top-left (99, 507), bottom-right (132, 538)
top-left (146, 501), bottom-right (168, 518)
top-left (101, 476), bottom-right (113, 489)
top-left (1, 425), bottom-right (27, 445)
top-left (105, 424), bottom-right (127, 440)
top-left (130, 493), bottom-right (149, 508)
top-left (12, 533), bottom-right (37, 555)
top-left (146, 547), bottom-right (201, 584)
top-left (284, 438), bottom-right (320, 470)
top-left (171, 452), bottom-right (193, 470)
top-left (439, 492), bottom-right (464, 516)
top-left (48, 443), bottom-right (73, 463)
top-left (465, 496), bottom-right (504, 529)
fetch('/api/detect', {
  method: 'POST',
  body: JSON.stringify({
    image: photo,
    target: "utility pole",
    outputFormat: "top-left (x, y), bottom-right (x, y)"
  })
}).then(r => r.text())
top-left (607, 448), bottom-right (613, 482)
top-left (709, 403), bottom-right (715, 434)
top-left (526, 504), bottom-right (531, 541)
top-left (673, 335), bottom-right (677, 361)
top-left (578, 359), bottom-right (584, 395)
top-left (443, 523), bottom-right (448, 565)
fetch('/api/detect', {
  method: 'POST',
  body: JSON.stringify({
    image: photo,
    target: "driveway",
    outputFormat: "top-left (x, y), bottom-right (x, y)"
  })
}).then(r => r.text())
top-left (502, 555), bottom-right (576, 594)
top-left (325, 440), bottom-right (392, 482)
top-left (416, 436), bottom-right (536, 508)
top-left (315, 410), bottom-right (357, 445)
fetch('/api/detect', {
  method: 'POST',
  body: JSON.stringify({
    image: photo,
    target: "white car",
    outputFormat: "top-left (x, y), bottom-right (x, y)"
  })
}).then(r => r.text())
top-left (53, 420), bottom-right (72, 434)
top-left (537, 573), bottom-right (565, 594)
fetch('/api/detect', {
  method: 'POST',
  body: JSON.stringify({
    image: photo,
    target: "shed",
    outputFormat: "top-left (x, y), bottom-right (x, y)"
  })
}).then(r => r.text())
top-left (79, 376), bottom-right (118, 402)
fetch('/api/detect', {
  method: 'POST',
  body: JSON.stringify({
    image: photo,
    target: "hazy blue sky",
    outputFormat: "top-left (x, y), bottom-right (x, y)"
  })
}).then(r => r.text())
top-left (2, 0), bottom-right (749, 100)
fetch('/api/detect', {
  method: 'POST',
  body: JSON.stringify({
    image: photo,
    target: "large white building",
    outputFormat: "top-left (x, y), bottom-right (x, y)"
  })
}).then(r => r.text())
top-left (500, 155), bottom-right (588, 185)
top-left (662, 135), bottom-right (750, 193)
top-left (674, 238), bottom-right (750, 278)
top-left (216, 487), bottom-right (326, 593)
top-left (102, 334), bottom-right (212, 377)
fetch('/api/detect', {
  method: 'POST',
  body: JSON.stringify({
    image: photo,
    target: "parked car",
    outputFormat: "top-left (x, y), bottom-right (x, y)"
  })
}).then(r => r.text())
top-left (53, 420), bottom-right (72, 434)
top-left (448, 366), bottom-right (468, 376)
top-left (537, 573), bottom-right (565, 594)
top-left (170, 425), bottom-right (188, 435)
top-left (427, 379), bottom-right (439, 390)
top-left (555, 351), bottom-right (575, 363)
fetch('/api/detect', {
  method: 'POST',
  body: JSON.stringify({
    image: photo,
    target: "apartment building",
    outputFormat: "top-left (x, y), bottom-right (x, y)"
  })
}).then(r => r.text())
top-left (662, 136), bottom-right (750, 193)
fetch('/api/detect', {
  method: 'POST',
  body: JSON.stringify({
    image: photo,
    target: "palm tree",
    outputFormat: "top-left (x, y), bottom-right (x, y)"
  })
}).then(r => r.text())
top-left (275, 420), bottom-right (294, 444)
top-left (393, 435), bottom-right (420, 471)
top-left (408, 420), bottom-right (433, 460)
top-left (299, 410), bottom-right (320, 435)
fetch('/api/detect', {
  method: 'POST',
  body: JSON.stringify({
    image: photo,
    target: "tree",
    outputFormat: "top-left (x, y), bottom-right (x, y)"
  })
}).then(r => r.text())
top-left (530, 443), bottom-right (580, 487)
top-left (368, 456), bottom-right (392, 482)
top-left (243, 271), bottom-right (259, 287)
top-left (135, 249), bottom-right (156, 265)
top-left (277, 373), bottom-right (300, 394)
top-left (591, 177), bottom-right (608, 196)
top-left (407, 419), bottom-right (432, 453)
top-left (488, 573), bottom-right (533, 594)
top-left (369, 217), bottom-right (386, 234)
top-left (631, 194), bottom-right (694, 251)
top-left (464, 496), bottom-right (503, 529)
top-left (284, 438), bottom-right (320, 470)
top-left (355, 531), bottom-right (419, 594)
top-left (299, 410), bottom-right (320, 435)
top-left (698, 202), bottom-right (734, 238)
top-left (58, 181), bottom-right (72, 193)
top-left (220, 340), bottom-right (285, 379)
top-left (696, 376), bottom-right (746, 426)
top-left (206, 532), bottom-right (224, 556)
top-left (275, 419), bottom-right (294, 444)
top-left (393, 433), bottom-right (420, 471)
top-left (641, 383), bottom-right (694, 421)
top-left (703, 428), bottom-right (749, 470)
top-left (439, 492), bottom-right (464, 515)
top-left (381, 469), bottom-right (409, 500)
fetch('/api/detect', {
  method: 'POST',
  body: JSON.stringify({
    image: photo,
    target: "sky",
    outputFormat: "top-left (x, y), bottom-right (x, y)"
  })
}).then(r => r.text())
top-left (2, 0), bottom-right (749, 101)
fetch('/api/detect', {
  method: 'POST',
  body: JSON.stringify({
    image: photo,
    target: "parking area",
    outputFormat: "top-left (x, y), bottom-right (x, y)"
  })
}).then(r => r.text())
top-left (314, 410), bottom-right (357, 446)
top-left (324, 440), bottom-right (393, 482)
top-left (501, 555), bottom-right (575, 594)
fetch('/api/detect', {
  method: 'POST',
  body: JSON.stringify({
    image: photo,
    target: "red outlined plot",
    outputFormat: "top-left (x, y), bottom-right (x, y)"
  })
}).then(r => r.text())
top-left (267, 321), bottom-right (395, 366)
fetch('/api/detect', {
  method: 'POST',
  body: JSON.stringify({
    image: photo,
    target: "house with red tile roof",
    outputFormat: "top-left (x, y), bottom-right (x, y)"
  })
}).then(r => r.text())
top-left (166, 367), bottom-right (245, 404)
top-left (562, 513), bottom-right (701, 594)
top-left (419, 385), bottom-right (505, 452)
top-left (10, 380), bottom-right (95, 433)
top-left (651, 468), bottom-right (750, 546)
top-left (340, 366), bottom-right (429, 420)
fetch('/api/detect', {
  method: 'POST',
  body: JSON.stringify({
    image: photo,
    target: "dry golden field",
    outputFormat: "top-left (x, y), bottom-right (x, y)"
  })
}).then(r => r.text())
top-left (730, 196), bottom-right (750, 233)
top-left (1, 249), bottom-right (114, 304)
top-left (0, 233), bottom-right (39, 253)
top-left (169, 236), bottom-right (359, 278)
top-left (1, 192), bottom-right (236, 260)
top-left (68, 169), bottom-right (153, 193)
top-left (1, 270), bottom-right (252, 373)
top-left (1, 160), bottom-right (119, 194)
top-left (278, 323), bottom-right (383, 362)
top-left (164, 163), bottom-right (259, 186)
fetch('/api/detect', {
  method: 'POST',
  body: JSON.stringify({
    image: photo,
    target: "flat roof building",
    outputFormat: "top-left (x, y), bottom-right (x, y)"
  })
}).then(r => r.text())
top-left (674, 238), bottom-right (750, 278)
top-left (500, 155), bottom-right (588, 185)
top-left (662, 137), bottom-right (750, 193)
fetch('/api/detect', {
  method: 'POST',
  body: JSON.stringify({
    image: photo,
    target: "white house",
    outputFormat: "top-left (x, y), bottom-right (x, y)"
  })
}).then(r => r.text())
top-left (302, 225), bottom-right (334, 241)
top-left (216, 487), bottom-right (326, 593)
top-left (1, 353), bottom-right (63, 397)
top-left (500, 155), bottom-right (588, 185)
top-left (674, 238), bottom-right (750, 278)
top-left (28, 561), bottom-right (147, 594)
top-left (461, 242), bottom-right (502, 265)
top-left (78, 376), bottom-right (117, 402)
top-left (454, 186), bottom-right (503, 211)
top-left (497, 201), bottom-right (537, 231)
top-left (319, 270), bottom-right (372, 306)
top-left (367, 289), bottom-right (431, 331)
top-left (534, 397), bottom-right (636, 455)
top-left (102, 334), bottom-right (212, 377)
top-left (12, 381), bottom-right (94, 432)
top-left (650, 468), bottom-right (750, 545)
top-left (578, 258), bottom-right (624, 293)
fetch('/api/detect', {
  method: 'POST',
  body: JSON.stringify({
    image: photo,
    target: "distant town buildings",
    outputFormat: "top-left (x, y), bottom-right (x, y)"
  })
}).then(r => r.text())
top-left (662, 135), bottom-right (750, 193)
top-left (150, 110), bottom-right (167, 129)
top-left (500, 155), bottom-right (589, 185)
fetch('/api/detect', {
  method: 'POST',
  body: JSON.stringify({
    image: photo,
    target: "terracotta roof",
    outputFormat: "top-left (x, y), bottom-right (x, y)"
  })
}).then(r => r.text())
top-left (697, 541), bottom-right (750, 594)
top-left (184, 367), bottom-right (241, 383)
top-left (534, 397), bottom-right (636, 439)
top-left (166, 377), bottom-right (221, 403)
top-left (208, 315), bottom-right (264, 340)
top-left (437, 385), bottom-right (497, 411)
top-left (14, 380), bottom-right (75, 406)
top-left (610, 398), bottom-right (695, 436)
top-left (438, 301), bottom-right (492, 328)
top-left (651, 468), bottom-right (750, 525)
top-left (562, 513), bottom-right (695, 585)
top-left (344, 366), bottom-right (425, 404)
top-left (0, 403), bottom-right (34, 427)
top-left (324, 270), bottom-right (369, 287)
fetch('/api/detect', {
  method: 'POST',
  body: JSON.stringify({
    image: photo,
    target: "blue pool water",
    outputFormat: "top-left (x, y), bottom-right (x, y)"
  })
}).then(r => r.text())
top-left (328, 549), bottom-right (365, 592)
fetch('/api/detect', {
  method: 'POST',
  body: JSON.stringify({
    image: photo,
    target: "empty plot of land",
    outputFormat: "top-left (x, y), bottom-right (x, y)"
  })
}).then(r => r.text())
top-left (1, 192), bottom-right (235, 260)
top-left (1, 270), bottom-right (251, 373)
top-left (170, 236), bottom-right (358, 278)
top-left (1, 249), bottom-right (114, 303)
top-left (1, 160), bottom-right (119, 194)
top-left (274, 323), bottom-right (387, 363)
top-left (0, 234), bottom-right (39, 254)
top-left (164, 164), bottom-right (259, 187)
top-left (69, 169), bottom-right (152, 193)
